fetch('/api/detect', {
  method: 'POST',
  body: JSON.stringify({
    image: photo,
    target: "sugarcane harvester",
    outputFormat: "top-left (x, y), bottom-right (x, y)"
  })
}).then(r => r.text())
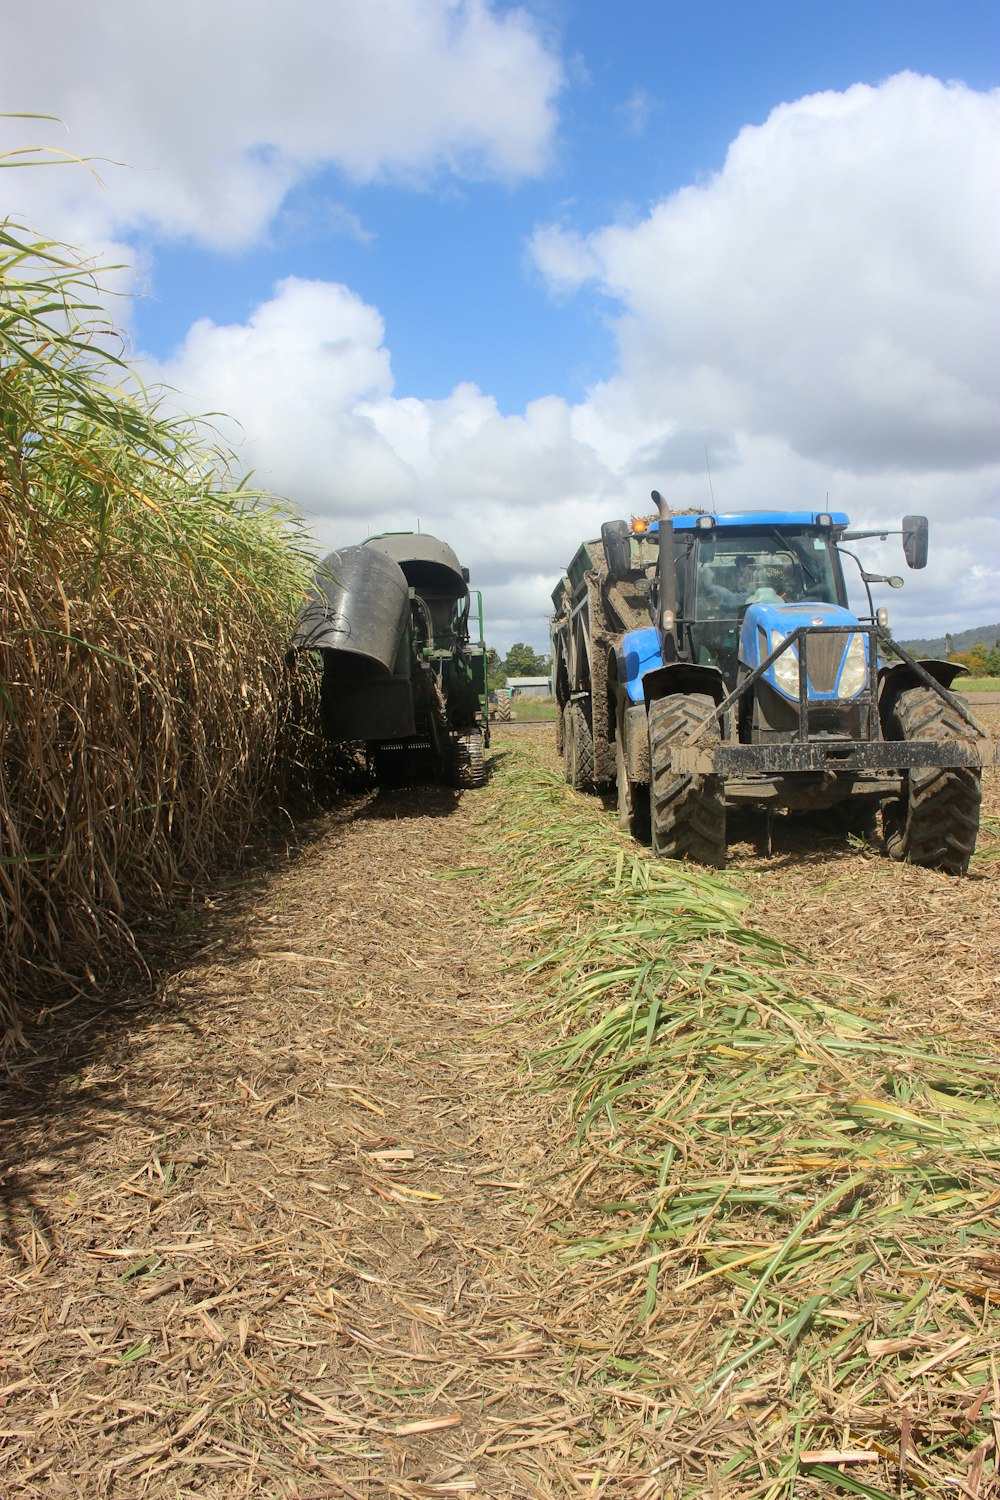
top-left (292, 531), bottom-right (489, 787)
top-left (551, 495), bottom-right (997, 873)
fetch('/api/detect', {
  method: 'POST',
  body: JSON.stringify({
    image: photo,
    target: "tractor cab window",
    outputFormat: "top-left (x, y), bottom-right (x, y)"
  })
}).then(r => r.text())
top-left (693, 532), bottom-right (841, 619)
top-left (686, 530), bottom-right (841, 680)
top-left (675, 538), bottom-right (691, 614)
top-left (645, 533), bottom-right (691, 628)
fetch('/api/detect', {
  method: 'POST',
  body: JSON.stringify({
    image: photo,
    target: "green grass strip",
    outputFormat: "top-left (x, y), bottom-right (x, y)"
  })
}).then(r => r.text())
top-left (472, 741), bottom-right (1000, 1499)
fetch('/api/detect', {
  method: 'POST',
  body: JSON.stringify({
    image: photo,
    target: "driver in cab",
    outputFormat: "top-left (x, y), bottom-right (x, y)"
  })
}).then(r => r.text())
top-left (703, 555), bottom-right (791, 614)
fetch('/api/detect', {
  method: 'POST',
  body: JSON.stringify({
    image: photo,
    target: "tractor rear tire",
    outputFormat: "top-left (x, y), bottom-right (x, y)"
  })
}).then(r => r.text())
top-left (564, 702), bottom-right (594, 791)
top-left (882, 687), bottom-right (981, 874)
top-left (616, 715), bottom-right (650, 843)
top-left (648, 694), bottom-right (726, 867)
top-left (494, 690), bottom-right (511, 722)
top-left (555, 701), bottom-right (565, 756)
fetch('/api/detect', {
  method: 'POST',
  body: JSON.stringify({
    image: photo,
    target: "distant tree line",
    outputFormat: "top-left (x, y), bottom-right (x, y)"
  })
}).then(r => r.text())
top-left (947, 637), bottom-right (1000, 677)
top-left (899, 622), bottom-right (1000, 659)
top-left (486, 643), bottom-right (552, 690)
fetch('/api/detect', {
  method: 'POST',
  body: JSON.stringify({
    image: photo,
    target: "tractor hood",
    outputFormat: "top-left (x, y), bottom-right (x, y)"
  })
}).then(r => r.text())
top-left (740, 599), bottom-right (872, 702)
top-left (741, 597), bottom-right (858, 642)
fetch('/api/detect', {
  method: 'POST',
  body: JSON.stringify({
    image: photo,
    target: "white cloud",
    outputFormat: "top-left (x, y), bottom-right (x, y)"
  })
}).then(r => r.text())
top-left (518, 72), bottom-right (1000, 646)
top-left (148, 276), bottom-right (631, 653)
top-left (531, 74), bottom-right (1000, 474)
top-left (152, 279), bottom-right (413, 509)
top-left (616, 89), bottom-right (659, 138)
top-left (7, 55), bottom-right (998, 654)
top-left (1, 0), bottom-right (563, 249)
top-left (151, 261), bottom-right (998, 657)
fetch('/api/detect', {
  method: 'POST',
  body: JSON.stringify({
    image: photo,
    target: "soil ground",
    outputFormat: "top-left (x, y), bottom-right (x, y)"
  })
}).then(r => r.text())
top-left (1, 709), bottom-right (997, 1498)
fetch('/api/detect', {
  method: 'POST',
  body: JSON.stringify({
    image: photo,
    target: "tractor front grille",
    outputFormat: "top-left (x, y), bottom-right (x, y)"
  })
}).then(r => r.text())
top-left (804, 633), bottom-right (846, 693)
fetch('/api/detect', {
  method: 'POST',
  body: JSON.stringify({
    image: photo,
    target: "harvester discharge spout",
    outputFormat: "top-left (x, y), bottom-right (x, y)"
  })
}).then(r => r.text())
top-left (294, 545), bottom-right (410, 677)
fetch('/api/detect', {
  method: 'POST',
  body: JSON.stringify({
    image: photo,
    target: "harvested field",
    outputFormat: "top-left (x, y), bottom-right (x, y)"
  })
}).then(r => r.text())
top-left (0, 718), bottom-right (997, 1498)
top-left (725, 701), bottom-right (1000, 1049)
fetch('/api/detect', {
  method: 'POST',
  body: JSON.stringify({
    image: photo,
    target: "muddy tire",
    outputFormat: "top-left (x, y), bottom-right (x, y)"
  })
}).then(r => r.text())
top-left (648, 694), bottom-right (726, 867)
top-left (451, 729), bottom-right (486, 789)
top-left (882, 687), bottom-right (981, 874)
top-left (564, 702), bottom-right (594, 791)
top-left (616, 714), bottom-right (650, 843)
top-left (555, 700), bottom-right (565, 755)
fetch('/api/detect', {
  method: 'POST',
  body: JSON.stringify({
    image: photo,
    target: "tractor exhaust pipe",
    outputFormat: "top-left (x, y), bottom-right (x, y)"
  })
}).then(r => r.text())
top-left (652, 489), bottom-right (678, 663)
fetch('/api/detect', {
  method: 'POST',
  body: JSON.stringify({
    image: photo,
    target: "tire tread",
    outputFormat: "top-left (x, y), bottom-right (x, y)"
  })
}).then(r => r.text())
top-left (648, 694), bottom-right (726, 867)
top-left (882, 687), bottom-right (981, 874)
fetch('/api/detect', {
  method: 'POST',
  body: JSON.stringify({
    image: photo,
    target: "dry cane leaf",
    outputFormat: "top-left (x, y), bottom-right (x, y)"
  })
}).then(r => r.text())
top-left (799, 1449), bottom-right (879, 1465)
top-left (395, 1414), bottom-right (463, 1435)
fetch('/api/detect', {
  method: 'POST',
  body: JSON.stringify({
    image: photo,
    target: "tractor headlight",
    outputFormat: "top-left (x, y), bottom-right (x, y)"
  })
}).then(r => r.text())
top-left (770, 630), bottom-right (801, 697)
top-left (838, 632), bottom-right (868, 697)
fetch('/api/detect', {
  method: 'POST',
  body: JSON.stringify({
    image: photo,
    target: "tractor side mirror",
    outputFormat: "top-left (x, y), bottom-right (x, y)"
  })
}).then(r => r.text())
top-left (601, 519), bottom-right (632, 582)
top-left (902, 515), bottom-right (928, 570)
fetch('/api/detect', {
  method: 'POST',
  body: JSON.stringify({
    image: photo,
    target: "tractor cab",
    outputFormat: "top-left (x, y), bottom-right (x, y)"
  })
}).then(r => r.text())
top-left (650, 511), bottom-right (850, 688)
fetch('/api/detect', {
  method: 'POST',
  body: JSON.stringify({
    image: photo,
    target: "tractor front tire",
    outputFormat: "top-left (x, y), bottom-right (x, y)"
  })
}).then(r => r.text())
top-left (882, 687), bottom-right (981, 874)
top-left (648, 694), bottom-right (725, 867)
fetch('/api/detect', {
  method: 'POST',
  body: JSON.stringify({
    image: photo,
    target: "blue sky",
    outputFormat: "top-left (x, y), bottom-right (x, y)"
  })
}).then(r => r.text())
top-left (4, 1), bottom-right (999, 652)
top-left (130, 0), bottom-right (1000, 411)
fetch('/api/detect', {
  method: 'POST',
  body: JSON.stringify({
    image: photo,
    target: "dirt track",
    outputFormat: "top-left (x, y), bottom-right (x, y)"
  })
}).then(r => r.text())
top-left (0, 774), bottom-right (592, 1496)
top-left (0, 717), bottom-right (997, 1497)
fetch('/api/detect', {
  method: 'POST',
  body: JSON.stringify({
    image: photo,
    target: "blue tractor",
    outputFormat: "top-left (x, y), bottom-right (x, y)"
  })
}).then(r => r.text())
top-left (551, 494), bottom-right (994, 873)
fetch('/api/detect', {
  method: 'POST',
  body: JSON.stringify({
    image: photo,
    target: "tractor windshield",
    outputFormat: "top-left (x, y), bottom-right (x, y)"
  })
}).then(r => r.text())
top-left (693, 531), bottom-right (841, 617)
top-left (687, 529), bottom-right (844, 681)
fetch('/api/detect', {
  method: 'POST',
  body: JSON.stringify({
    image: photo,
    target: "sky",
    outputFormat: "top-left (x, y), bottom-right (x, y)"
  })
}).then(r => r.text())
top-left (3, 0), bottom-right (999, 655)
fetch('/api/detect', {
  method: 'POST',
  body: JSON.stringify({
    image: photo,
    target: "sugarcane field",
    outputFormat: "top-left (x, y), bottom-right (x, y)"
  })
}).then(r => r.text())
top-left (3, 184), bottom-right (1000, 1500)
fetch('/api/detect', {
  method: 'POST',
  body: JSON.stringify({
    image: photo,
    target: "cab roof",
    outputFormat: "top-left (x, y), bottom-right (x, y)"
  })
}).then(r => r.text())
top-left (647, 510), bottom-right (850, 532)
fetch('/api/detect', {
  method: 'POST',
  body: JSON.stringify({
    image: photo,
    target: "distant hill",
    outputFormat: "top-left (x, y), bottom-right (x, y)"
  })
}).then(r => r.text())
top-left (897, 623), bottom-right (1000, 658)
